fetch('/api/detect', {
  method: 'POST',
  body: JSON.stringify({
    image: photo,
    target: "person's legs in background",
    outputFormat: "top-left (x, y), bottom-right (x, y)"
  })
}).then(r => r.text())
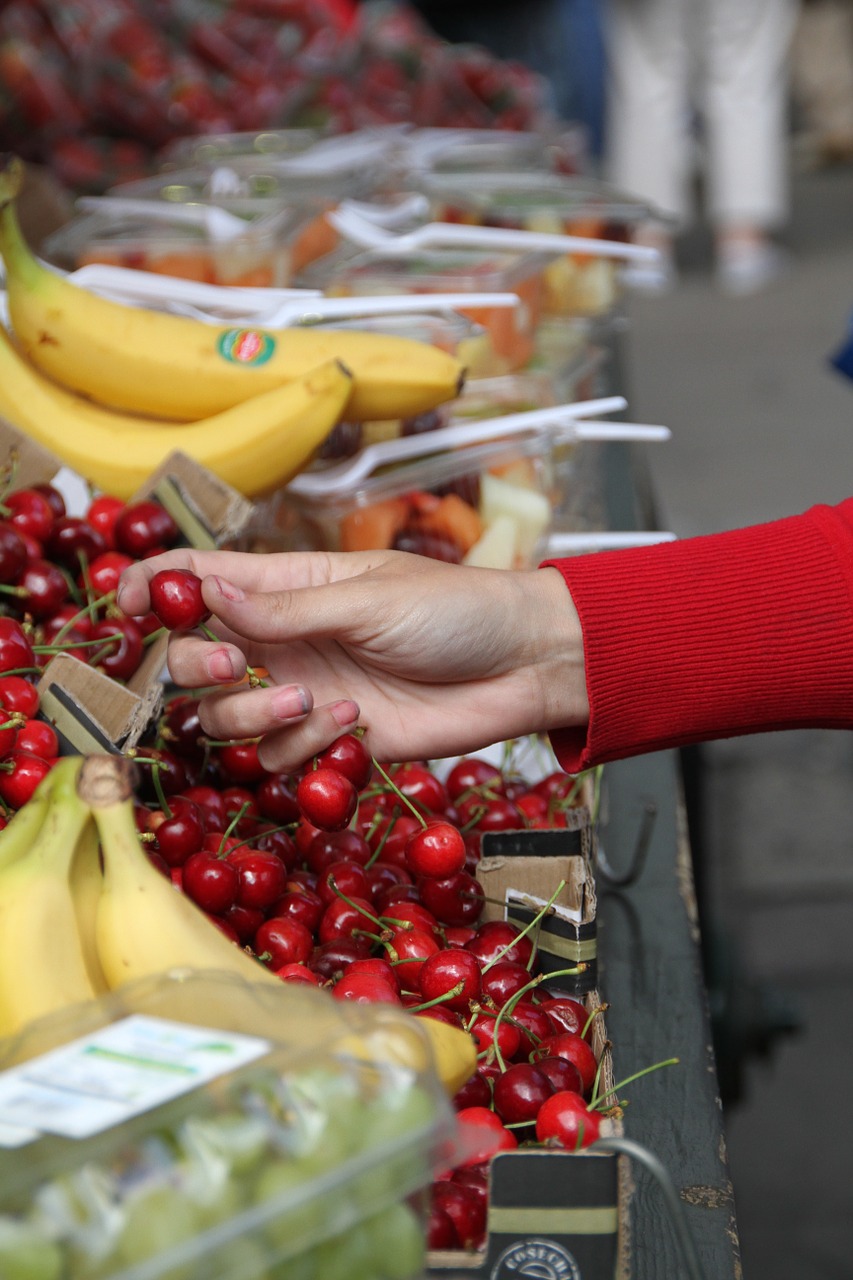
top-left (602, 0), bottom-right (693, 292)
top-left (702, 0), bottom-right (799, 294)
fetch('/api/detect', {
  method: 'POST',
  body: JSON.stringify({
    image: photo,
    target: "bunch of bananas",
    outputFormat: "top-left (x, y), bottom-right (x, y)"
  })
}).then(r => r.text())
top-left (0, 755), bottom-right (476, 1095)
top-left (0, 156), bottom-right (465, 498)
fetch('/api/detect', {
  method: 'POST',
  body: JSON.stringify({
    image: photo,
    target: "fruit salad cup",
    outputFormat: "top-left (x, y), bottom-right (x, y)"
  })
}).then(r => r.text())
top-left (298, 245), bottom-right (551, 375)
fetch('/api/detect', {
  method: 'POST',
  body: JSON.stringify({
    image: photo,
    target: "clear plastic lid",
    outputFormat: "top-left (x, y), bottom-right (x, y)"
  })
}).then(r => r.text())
top-left (108, 158), bottom-right (371, 219)
top-left (418, 171), bottom-right (662, 226)
top-left (0, 971), bottom-right (463, 1280)
top-left (297, 244), bottom-right (554, 295)
top-left (159, 127), bottom-right (326, 169)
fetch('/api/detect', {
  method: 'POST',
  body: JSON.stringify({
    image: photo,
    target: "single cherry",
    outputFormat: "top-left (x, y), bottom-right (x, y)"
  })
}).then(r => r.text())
top-left (405, 819), bottom-right (466, 879)
top-left (535, 1091), bottom-right (602, 1150)
top-left (148, 568), bottom-right (211, 631)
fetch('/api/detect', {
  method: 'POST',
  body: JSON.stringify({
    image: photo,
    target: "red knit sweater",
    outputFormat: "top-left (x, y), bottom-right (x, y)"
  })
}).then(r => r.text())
top-left (542, 499), bottom-right (853, 774)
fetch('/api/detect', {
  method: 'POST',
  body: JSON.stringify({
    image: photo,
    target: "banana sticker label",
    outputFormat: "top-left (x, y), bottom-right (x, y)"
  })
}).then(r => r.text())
top-left (217, 329), bottom-right (276, 366)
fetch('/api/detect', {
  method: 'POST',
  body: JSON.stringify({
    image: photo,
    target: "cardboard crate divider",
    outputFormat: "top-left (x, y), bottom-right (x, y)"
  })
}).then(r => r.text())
top-left (476, 821), bottom-right (597, 996)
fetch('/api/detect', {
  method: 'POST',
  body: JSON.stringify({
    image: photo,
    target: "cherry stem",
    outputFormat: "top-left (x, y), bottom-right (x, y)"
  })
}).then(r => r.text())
top-left (364, 808), bottom-right (401, 870)
top-left (0, 584), bottom-right (27, 598)
top-left (406, 982), bottom-right (465, 1014)
top-left (589, 1057), bottom-right (680, 1112)
top-left (489, 963), bottom-right (583, 1072)
top-left (370, 759), bottom-right (428, 829)
top-left (219, 800), bottom-right (251, 852)
top-left (480, 879), bottom-right (566, 975)
top-left (217, 820), bottom-right (296, 860)
top-left (0, 666), bottom-right (42, 678)
top-left (199, 623), bottom-right (267, 688)
top-left (328, 875), bottom-right (384, 930)
top-left (129, 755), bottom-right (172, 820)
top-left (581, 1003), bottom-right (608, 1040)
top-left (143, 626), bottom-right (167, 647)
top-left (51, 592), bottom-right (115, 646)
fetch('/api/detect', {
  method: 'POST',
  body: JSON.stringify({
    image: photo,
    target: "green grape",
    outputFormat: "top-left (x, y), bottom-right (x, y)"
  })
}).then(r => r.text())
top-left (312, 1222), bottom-right (378, 1280)
top-left (204, 1235), bottom-right (272, 1280)
top-left (181, 1111), bottom-right (270, 1177)
top-left (365, 1203), bottom-right (427, 1280)
top-left (113, 1185), bottom-right (204, 1280)
top-left (0, 1218), bottom-right (63, 1280)
top-left (253, 1157), bottom-right (331, 1255)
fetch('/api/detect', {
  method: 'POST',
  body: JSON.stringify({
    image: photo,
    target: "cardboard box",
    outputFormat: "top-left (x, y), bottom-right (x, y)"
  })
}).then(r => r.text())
top-left (0, 420), bottom-right (254, 751)
top-left (427, 824), bottom-right (629, 1280)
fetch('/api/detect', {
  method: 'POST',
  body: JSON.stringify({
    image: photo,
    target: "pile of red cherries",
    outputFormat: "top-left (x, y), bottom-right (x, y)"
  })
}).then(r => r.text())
top-left (133, 566), bottom-right (612, 1255)
top-left (0, 480), bottom-right (186, 812)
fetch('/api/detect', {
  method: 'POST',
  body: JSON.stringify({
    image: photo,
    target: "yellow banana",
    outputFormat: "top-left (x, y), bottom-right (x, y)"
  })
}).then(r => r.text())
top-left (69, 820), bottom-right (110, 996)
top-left (0, 326), bottom-right (352, 499)
top-left (0, 157), bottom-right (464, 423)
top-left (0, 758), bottom-right (99, 1039)
top-left (81, 756), bottom-right (475, 1097)
top-left (82, 756), bottom-right (287, 992)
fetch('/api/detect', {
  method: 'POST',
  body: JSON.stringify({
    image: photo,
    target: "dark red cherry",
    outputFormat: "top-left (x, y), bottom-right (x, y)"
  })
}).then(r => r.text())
top-left (89, 616), bottom-right (144, 681)
top-left (18, 559), bottom-right (68, 620)
top-left (296, 767), bottom-right (358, 832)
top-left (114, 501), bottom-right (179, 558)
top-left (4, 488), bottom-right (54, 542)
top-left (148, 568), bottom-right (211, 631)
top-left (45, 516), bottom-right (106, 570)
top-left (0, 521), bottom-right (27, 584)
top-left (315, 732), bottom-right (372, 790)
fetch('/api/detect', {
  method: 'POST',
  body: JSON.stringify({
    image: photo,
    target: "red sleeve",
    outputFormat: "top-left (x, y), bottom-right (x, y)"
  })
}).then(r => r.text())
top-left (541, 499), bottom-right (853, 773)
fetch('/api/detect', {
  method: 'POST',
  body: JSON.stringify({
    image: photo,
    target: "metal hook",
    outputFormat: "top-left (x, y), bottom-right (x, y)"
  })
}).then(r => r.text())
top-left (595, 800), bottom-right (657, 888)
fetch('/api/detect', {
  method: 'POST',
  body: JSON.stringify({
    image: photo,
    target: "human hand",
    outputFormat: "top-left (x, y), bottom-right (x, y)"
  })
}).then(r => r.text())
top-left (117, 548), bottom-right (587, 770)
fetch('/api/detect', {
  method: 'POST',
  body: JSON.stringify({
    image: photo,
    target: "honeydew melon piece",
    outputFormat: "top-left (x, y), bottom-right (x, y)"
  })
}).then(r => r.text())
top-left (479, 472), bottom-right (551, 560)
top-left (463, 515), bottom-right (517, 569)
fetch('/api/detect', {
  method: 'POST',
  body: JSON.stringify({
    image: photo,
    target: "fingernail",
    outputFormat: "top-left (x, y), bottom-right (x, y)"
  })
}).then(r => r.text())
top-left (271, 685), bottom-right (311, 720)
top-left (208, 648), bottom-right (237, 682)
top-left (212, 576), bottom-right (244, 603)
top-left (330, 699), bottom-right (359, 728)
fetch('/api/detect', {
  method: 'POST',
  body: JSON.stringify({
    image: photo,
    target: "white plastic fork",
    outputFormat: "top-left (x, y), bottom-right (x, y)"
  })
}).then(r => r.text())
top-left (327, 205), bottom-right (662, 264)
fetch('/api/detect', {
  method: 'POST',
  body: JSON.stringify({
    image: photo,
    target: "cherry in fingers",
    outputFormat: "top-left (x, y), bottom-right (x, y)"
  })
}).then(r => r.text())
top-left (148, 569), bottom-right (211, 631)
top-left (535, 1091), bottom-right (601, 1150)
top-left (296, 767), bottom-right (358, 832)
top-left (405, 820), bottom-right (466, 879)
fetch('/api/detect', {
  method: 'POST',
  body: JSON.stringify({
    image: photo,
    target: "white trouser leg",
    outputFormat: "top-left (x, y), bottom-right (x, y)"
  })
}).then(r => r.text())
top-left (701, 0), bottom-right (798, 229)
top-left (603, 0), bottom-right (693, 224)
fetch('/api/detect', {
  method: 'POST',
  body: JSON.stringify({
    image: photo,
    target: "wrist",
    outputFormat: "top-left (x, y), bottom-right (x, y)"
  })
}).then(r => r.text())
top-left (516, 565), bottom-right (589, 734)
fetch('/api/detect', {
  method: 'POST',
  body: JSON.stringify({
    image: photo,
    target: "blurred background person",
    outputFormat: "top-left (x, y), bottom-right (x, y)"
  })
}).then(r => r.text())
top-left (790, 0), bottom-right (853, 166)
top-left (603, 0), bottom-right (800, 295)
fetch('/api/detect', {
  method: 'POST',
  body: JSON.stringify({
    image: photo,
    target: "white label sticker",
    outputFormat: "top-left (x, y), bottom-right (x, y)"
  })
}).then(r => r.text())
top-left (0, 1015), bottom-right (270, 1141)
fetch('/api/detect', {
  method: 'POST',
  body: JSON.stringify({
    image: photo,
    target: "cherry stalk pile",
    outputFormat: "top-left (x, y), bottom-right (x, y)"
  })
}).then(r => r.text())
top-left (135, 569), bottom-right (612, 1256)
top-left (129, 710), bottom-right (611, 1252)
top-left (0, 479), bottom-right (188, 811)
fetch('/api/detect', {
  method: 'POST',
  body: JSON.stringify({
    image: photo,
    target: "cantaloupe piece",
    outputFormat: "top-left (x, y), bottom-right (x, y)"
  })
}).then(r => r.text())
top-left (417, 493), bottom-right (483, 555)
top-left (340, 497), bottom-right (410, 552)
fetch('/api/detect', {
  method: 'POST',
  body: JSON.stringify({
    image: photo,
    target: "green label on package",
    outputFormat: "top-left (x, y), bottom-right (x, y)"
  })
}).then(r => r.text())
top-left (0, 1015), bottom-right (270, 1144)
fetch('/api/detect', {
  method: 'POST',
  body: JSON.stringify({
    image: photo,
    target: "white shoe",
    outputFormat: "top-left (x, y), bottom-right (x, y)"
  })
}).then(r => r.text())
top-left (717, 242), bottom-right (788, 297)
top-left (621, 253), bottom-right (677, 296)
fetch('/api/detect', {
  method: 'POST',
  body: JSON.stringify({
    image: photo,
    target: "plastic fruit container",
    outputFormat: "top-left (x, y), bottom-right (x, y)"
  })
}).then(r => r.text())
top-left (159, 128), bottom-right (326, 169)
top-left (277, 429), bottom-right (557, 570)
top-left (297, 245), bottom-right (550, 374)
top-left (0, 970), bottom-right (462, 1280)
top-left (42, 206), bottom-right (301, 289)
top-left (419, 172), bottom-right (659, 317)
